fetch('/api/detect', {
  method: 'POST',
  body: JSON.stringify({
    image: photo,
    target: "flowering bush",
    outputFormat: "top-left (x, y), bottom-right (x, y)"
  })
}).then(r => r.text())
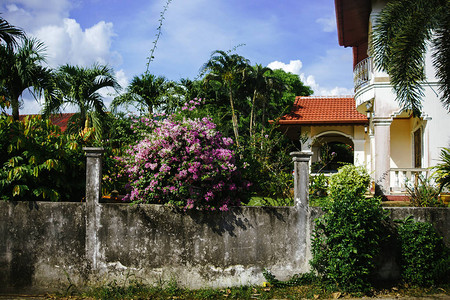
top-left (118, 101), bottom-right (249, 210)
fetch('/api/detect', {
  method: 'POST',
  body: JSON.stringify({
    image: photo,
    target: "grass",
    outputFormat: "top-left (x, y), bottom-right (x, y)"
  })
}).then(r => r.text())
top-left (249, 196), bottom-right (413, 208)
top-left (46, 280), bottom-right (450, 299)
top-left (247, 196), bottom-right (293, 206)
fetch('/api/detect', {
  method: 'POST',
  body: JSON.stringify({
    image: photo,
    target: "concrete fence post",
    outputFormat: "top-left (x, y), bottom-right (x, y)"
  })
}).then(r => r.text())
top-left (290, 151), bottom-right (313, 209)
top-left (83, 147), bottom-right (104, 204)
top-left (83, 147), bottom-right (104, 272)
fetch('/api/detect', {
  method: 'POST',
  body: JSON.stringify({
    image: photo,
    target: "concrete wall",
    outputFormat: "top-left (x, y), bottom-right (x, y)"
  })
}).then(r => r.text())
top-left (1, 201), bottom-right (449, 293)
top-left (0, 202), bottom-right (87, 293)
top-left (0, 201), bottom-right (312, 293)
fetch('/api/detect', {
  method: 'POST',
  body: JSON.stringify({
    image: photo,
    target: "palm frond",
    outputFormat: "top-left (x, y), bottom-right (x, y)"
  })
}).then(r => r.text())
top-left (371, 0), bottom-right (445, 116)
top-left (0, 15), bottom-right (25, 49)
top-left (433, 2), bottom-right (450, 110)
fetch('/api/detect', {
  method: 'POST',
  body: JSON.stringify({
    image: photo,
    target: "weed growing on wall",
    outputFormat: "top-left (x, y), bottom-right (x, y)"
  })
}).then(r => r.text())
top-left (117, 100), bottom-right (250, 210)
top-left (396, 217), bottom-right (450, 286)
top-left (310, 165), bottom-right (388, 292)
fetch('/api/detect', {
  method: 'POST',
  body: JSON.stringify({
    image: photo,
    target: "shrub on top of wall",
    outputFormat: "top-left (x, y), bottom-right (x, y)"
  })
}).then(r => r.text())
top-left (117, 100), bottom-right (250, 211)
top-left (397, 217), bottom-right (450, 286)
top-left (310, 165), bottom-right (388, 293)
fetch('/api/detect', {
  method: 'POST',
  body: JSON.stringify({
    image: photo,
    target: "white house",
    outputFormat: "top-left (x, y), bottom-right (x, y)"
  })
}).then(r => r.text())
top-left (280, 0), bottom-right (450, 196)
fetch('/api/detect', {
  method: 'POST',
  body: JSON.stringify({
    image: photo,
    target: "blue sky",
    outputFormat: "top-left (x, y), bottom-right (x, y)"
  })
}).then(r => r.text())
top-left (2, 0), bottom-right (354, 114)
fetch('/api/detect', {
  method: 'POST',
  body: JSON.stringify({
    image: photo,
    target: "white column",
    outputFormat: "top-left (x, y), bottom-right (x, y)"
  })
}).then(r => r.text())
top-left (373, 117), bottom-right (392, 195)
top-left (353, 139), bottom-right (365, 167)
top-left (369, 132), bottom-right (375, 180)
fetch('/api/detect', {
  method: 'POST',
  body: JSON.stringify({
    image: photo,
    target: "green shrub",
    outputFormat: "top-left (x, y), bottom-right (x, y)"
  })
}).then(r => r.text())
top-left (310, 173), bottom-right (328, 199)
top-left (327, 164), bottom-right (370, 201)
top-left (311, 165), bottom-right (388, 292)
top-left (397, 217), bottom-right (450, 286)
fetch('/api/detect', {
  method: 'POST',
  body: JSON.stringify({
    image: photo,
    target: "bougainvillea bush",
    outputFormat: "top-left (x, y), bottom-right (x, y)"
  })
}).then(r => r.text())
top-left (117, 101), bottom-right (249, 210)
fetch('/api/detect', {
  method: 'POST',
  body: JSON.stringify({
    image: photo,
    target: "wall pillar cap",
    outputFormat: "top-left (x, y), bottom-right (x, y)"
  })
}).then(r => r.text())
top-left (83, 147), bottom-right (105, 157)
top-left (290, 151), bottom-right (313, 162)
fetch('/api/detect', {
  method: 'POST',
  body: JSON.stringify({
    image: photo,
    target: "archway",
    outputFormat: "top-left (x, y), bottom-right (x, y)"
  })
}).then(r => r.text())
top-left (311, 132), bottom-right (354, 173)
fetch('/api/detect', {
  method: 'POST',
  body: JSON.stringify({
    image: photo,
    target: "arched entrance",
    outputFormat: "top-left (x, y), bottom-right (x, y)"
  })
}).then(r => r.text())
top-left (311, 131), bottom-right (354, 173)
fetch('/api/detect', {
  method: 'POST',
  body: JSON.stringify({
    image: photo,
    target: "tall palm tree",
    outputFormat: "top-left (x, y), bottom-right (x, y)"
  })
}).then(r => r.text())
top-left (0, 37), bottom-right (55, 120)
top-left (0, 15), bottom-right (25, 49)
top-left (247, 64), bottom-right (280, 138)
top-left (201, 50), bottom-right (250, 147)
top-left (111, 73), bottom-right (171, 115)
top-left (45, 64), bottom-right (120, 141)
top-left (371, 0), bottom-right (450, 116)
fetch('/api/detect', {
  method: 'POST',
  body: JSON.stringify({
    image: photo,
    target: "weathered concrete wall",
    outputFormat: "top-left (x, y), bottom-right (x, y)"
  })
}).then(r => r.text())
top-left (0, 202), bottom-right (87, 293)
top-left (90, 204), bottom-right (310, 288)
top-left (0, 201), bottom-right (313, 293)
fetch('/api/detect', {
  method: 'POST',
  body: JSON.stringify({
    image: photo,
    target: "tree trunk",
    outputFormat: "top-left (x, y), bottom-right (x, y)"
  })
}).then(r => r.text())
top-left (11, 94), bottom-right (19, 121)
top-left (228, 85), bottom-right (240, 148)
top-left (249, 89), bottom-right (257, 139)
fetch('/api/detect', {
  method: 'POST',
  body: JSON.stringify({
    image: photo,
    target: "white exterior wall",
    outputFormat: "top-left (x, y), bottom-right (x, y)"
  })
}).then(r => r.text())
top-left (352, 0), bottom-right (450, 194)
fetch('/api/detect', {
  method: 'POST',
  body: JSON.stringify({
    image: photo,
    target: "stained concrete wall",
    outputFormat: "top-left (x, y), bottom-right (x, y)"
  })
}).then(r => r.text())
top-left (0, 201), bottom-right (313, 293)
top-left (0, 202), bottom-right (87, 293)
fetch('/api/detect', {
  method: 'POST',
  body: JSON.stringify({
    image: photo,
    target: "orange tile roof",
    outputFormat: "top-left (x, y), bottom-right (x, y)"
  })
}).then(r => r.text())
top-left (18, 113), bottom-right (75, 132)
top-left (278, 96), bottom-right (368, 125)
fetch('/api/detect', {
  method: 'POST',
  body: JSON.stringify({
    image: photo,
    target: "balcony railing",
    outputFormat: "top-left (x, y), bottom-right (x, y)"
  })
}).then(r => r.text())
top-left (353, 57), bottom-right (372, 90)
top-left (390, 168), bottom-right (430, 193)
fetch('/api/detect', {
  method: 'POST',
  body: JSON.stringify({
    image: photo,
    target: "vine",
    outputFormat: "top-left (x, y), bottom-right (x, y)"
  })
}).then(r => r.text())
top-left (145, 0), bottom-right (173, 74)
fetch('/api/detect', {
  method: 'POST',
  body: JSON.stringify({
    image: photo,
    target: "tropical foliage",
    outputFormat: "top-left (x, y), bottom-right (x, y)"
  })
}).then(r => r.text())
top-left (0, 14), bottom-right (25, 49)
top-left (435, 147), bottom-right (450, 192)
top-left (0, 115), bottom-right (85, 201)
top-left (371, 0), bottom-right (450, 116)
top-left (201, 50), bottom-right (251, 147)
top-left (111, 73), bottom-right (172, 115)
top-left (397, 217), bottom-right (450, 286)
top-left (0, 37), bottom-right (55, 120)
top-left (0, 13), bottom-right (312, 205)
top-left (45, 64), bottom-right (120, 141)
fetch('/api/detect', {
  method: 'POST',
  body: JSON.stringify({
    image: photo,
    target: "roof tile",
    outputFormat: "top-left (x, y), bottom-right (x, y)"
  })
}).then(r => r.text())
top-left (278, 96), bottom-right (368, 125)
top-left (18, 113), bottom-right (75, 132)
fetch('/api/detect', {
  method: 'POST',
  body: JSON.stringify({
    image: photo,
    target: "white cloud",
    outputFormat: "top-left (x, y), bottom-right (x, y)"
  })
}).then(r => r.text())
top-left (4, 0), bottom-right (70, 30)
top-left (267, 59), bottom-right (353, 96)
top-left (99, 69), bottom-right (129, 109)
top-left (267, 60), bottom-right (303, 75)
top-left (34, 18), bottom-right (122, 68)
top-left (316, 17), bottom-right (336, 33)
top-left (300, 74), bottom-right (353, 96)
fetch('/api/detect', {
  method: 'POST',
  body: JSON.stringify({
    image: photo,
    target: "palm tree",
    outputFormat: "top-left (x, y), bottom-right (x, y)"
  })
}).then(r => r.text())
top-left (0, 37), bottom-right (55, 120)
top-left (111, 73), bottom-right (171, 115)
top-left (371, 0), bottom-right (450, 116)
top-left (45, 64), bottom-right (120, 141)
top-left (201, 50), bottom-right (250, 147)
top-left (247, 64), bottom-right (280, 138)
top-left (0, 15), bottom-right (25, 49)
